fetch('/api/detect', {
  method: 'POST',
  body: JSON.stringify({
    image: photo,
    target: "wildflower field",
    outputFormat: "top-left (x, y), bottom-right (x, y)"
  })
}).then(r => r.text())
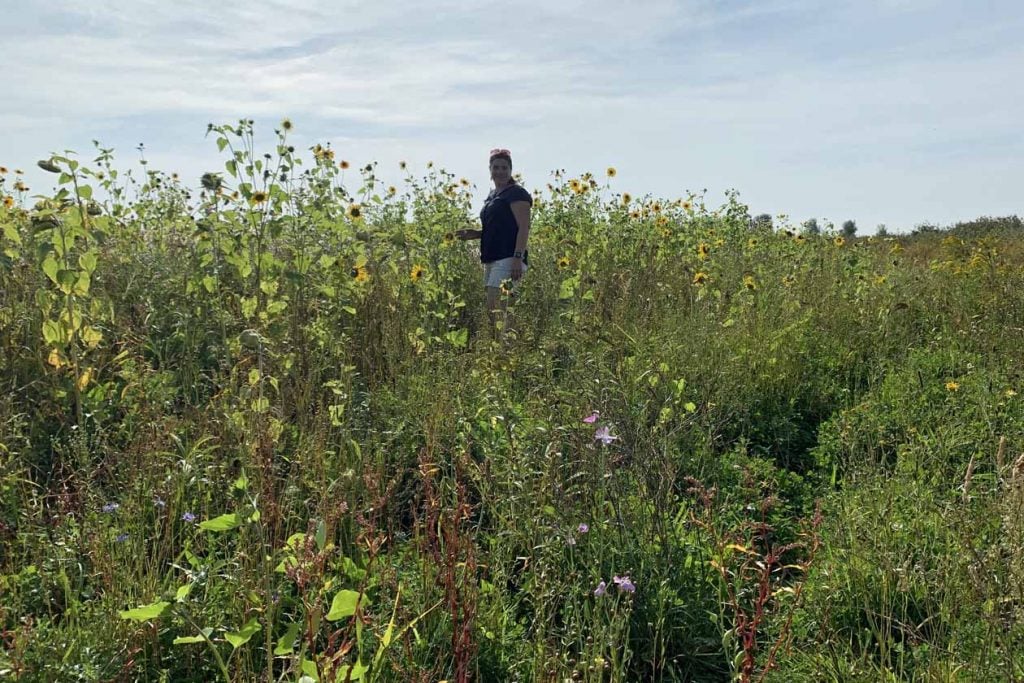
top-left (2, 121), bottom-right (1023, 682)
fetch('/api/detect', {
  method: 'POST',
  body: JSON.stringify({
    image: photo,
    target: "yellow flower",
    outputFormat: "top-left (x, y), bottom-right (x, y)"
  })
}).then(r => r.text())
top-left (692, 271), bottom-right (708, 286)
top-left (2, 196), bottom-right (13, 209)
top-left (682, 200), bottom-right (692, 212)
top-left (1006, 389), bottom-right (1017, 398)
top-left (499, 279), bottom-right (513, 295)
top-left (387, 185), bottom-right (397, 196)
top-left (459, 177), bottom-right (470, 187)
top-left (568, 179), bottom-right (583, 194)
top-left (0, 166), bottom-right (8, 174)
top-left (410, 264), bottom-right (426, 282)
top-left (629, 209), bottom-right (641, 220)
top-left (833, 236), bottom-right (846, 247)
top-left (399, 160), bottom-right (407, 170)
top-left (651, 202), bottom-right (663, 213)
top-left (621, 192), bottom-right (632, 205)
top-left (231, 191), bottom-right (240, 200)
top-left (874, 274), bottom-right (887, 285)
top-left (281, 118), bottom-right (293, 131)
top-left (795, 234), bottom-right (806, 244)
top-left (697, 242), bottom-right (710, 260)
top-left (557, 256), bottom-right (570, 269)
top-left (945, 381), bottom-right (960, 392)
top-left (339, 160), bottom-right (350, 170)
top-left (13, 181), bottom-right (28, 192)
top-left (656, 215), bottom-right (669, 227)
top-left (443, 232), bottom-right (455, 246)
top-left (171, 172), bottom-right (179, 181)
top-left (606, 166), bottom-right (617, 178)
top-left (747, 238), bottom-right (758, 249)
top-left (346, 204), bottom-right (362, 220)
top-left (350, 264), bottom-right (369, 283)
top-left (782, 274), bottom-right (796, 286)
top-left (250, 190), bottom-right (269, 204)
top-left (743, 274), bottom-right (757, 291)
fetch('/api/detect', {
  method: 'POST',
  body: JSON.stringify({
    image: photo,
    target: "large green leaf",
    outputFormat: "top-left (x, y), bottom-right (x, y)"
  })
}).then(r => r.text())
top-left (326, 590), bottom-right (364, 621)
top-left (225, 617), bottom-right (261, 649)
top-left (199, 513), bottom-right (241, 532)
top-left (119, 600), bottom-right (171, 621)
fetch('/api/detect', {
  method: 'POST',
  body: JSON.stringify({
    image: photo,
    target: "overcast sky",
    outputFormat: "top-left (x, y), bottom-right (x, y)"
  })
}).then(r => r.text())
top-left (4, 0), bottom-right (1022, 232)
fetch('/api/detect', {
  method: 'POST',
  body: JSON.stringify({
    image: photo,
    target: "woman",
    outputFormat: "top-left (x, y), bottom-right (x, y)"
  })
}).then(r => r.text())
top-left (456, 148), bottom-right (533, 336)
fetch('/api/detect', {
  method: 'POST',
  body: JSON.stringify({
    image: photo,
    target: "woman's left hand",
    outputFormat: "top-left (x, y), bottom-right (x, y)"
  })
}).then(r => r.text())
top-left (511, 257), bottom-right (524, 281)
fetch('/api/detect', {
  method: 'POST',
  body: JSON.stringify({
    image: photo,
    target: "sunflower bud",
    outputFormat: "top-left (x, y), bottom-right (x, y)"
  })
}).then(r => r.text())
top-left (200, 173), bottom-right (223, 192)
top-left (37, 159), bottom-right (61, 174)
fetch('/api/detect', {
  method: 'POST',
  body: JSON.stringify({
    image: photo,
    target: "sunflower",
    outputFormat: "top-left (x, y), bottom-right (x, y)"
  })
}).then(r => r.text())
top-left (833, 236), bottom-right (846, 247)
top-left (606, 166), bottom-right (617, 178)
top-left (13, 181), bottom-right (28, 192)
top-left (747, 238), bottom-right (758, 248)
top-left (697, 242), bottom-right (710, 260)
top-left (682, 200), bottom-right (692, 212)
top-left (794, 234), bottom-right (806, 244)
top-left (629, 210), bottom-right (641, 220)
top-left (442, 232), bottom-right (455, 246)
top-left (568, 179), bottom-right (583, 194)
top-left (656, 215), bottom-right (669, 227)
top-left (250, 190), bottom-right (269, 204)
top-left (231, 191), bottom-right (240, 201)
top-left (350, 264), bottom-right (369, 283)
top-left (340, 160), bottom-right (350, 170)
top-left (945, 381), bottom-right (960, 392)
top-left (0, 166), bottom-right (8, 174)
top-left (743, 274), bottom-right (757, 291)
top-left (347, 204), bottom-right (362, 220)
top-left (410, 264), bottom-right (426, 282)
top-left (651, 201), bottom-right (663, 213)
top-left (459, 177), bottom-right (470, 187)
top-left (387, 185), bottom-right (397, 196)
top-left (2, 196), bottom-right (13, 209)
top-left (499, 279), bottom-right (513, 296)
top-left (557, 256), bottom-right (570, 269)
top-left (281, 118), bottom-right (293, 131)
top-left (621, 192), bottom-right (632, 205)
top-left (399, 161), bottom-right (407, 170)
top-left (692, 271), bottom-right (708, 286)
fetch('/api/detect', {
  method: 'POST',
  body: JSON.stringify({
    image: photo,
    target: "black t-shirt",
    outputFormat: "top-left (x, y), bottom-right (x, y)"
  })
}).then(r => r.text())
top-left (479, 183), bottom-right (532, 264)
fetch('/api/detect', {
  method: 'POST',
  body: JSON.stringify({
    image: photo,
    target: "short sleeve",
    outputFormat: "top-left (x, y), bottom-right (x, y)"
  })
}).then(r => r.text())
top-left (508, 185), bottom-right (533, 205)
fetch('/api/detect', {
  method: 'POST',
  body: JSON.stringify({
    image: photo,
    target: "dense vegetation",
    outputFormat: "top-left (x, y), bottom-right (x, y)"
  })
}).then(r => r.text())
top-left (2, 121), bottom-right (1023, 682)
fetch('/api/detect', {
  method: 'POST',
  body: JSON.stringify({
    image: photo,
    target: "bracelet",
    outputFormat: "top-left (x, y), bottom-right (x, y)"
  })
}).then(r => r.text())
top-left (513, 251), bottom-right (524, 259)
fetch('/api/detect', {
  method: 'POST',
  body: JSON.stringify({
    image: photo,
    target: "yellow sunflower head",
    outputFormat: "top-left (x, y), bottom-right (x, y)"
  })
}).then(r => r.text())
top-left (2, 196), bottom-right (14, 209)
top-left (743, 274), bottom-right (757, 291)
top-left (697, 242), bottom-right (710, 260)
top-left (250, 190), bottom-right (268, 205)
top-left (557, 256), bottom-right (570, 269)
top-left (351, 265), bottom-right (369, 283)
top-left (347, 204), bottom-right (362, 220)
top-left (606, 166), bottom-right (617, 178)
top-left (621, 192), bottom-right (632, 205)
top-left (692, 271), bottom-right (708, 286)
top-left (833, 236), bottom-right (846, 247)
top-left (410, 264), bottom-right (426, 282)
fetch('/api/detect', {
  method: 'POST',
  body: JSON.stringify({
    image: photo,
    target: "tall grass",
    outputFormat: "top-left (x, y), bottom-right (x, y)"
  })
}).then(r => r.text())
top-left (1, 122), bottom-right (1023, 681)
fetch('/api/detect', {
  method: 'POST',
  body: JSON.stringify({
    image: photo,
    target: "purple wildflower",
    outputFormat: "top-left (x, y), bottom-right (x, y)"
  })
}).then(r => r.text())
top-left (583, 411), bottom-right (600, 424)
top-left (102, 502), bottom-right (120, 514)
top-left (182, 512), bottom-right (197, 523)
top-left (153, 497), bottom-right (166, 509)
top-left (594, 426), bottom-right (618, 445)
top-left (613, 575), bottom-right (636, 593)
top-left (577, 523), bottom-right (589, 534)
top-left (115, 533), bottom-right (129, 543)
top-left (594, 580), bottom-right (607, 597)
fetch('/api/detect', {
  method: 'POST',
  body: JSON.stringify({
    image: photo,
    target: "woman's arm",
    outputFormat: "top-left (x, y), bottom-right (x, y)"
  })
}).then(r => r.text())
top-left (456, 228), bottom-right (482, 240)
top-left (510, 200), bottom-right (531, 281)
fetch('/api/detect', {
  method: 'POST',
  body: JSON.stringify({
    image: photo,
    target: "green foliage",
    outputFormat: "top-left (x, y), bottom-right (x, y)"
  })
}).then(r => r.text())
top-left (2, 122), bottom-right (1024, 681)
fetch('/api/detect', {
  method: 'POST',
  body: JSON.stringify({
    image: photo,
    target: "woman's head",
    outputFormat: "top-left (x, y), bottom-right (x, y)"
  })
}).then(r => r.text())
top-left (489, 148), bottom-right (513, 186)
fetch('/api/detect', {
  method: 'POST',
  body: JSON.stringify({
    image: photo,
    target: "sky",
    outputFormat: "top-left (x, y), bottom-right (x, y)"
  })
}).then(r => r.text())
top-left (3, 0), bottom-right (1022, 233)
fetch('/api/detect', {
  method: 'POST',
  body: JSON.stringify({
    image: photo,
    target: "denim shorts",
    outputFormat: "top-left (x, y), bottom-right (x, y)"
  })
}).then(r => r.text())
top-left (484, 256), bottom-right (527, 288)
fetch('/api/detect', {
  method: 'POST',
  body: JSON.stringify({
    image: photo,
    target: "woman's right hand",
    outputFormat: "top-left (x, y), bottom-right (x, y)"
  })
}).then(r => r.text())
top-left (456, 228), bottom-right (480, 240)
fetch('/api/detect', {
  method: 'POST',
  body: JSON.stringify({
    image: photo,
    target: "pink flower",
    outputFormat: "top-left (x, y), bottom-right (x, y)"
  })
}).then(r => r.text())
top-left (594, 580), bottom-right (607, 597)
top-left (583, 411), bottom-right (600, 424)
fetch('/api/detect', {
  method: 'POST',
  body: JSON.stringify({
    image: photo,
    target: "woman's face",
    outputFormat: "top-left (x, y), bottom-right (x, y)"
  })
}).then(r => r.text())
top-left (489, 158), bottom-right (512, 185)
